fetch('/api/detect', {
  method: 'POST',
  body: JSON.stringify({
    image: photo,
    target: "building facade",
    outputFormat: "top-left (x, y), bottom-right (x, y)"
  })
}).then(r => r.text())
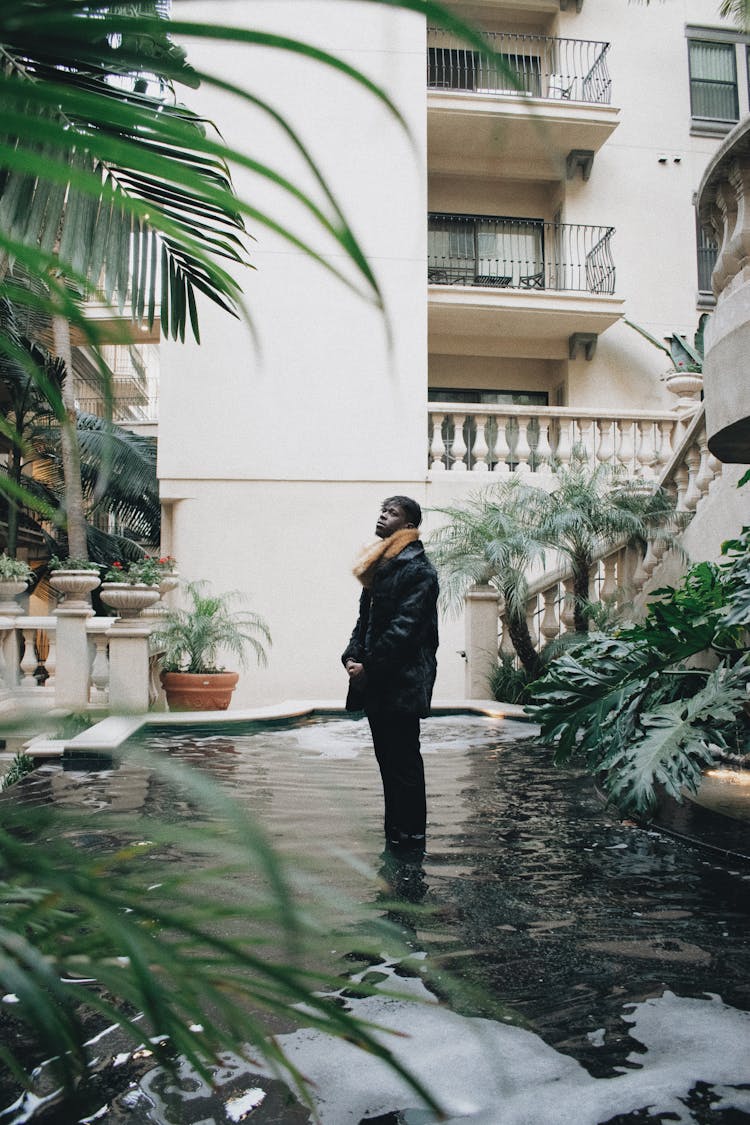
top-left (157, 0), bottom-right (749, 708)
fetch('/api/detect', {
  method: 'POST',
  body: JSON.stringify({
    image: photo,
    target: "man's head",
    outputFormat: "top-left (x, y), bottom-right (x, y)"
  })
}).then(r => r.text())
top-left (375, 495), bottom-right (422, 539)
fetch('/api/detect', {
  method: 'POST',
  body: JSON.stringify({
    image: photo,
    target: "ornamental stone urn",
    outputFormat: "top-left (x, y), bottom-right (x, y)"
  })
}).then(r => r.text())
top-left (0, 579), bottom-right (29, 615)
top-left (663, 368), bottom-right (703, 414)
top-left (100, 582), bottom-right (162, 620)
top-left (49, 569), bottom-right (101, 610)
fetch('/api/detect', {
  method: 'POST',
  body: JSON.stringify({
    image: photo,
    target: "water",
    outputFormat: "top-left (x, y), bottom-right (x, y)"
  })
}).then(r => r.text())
top-left (3, 714), bottom-right (750, 1123)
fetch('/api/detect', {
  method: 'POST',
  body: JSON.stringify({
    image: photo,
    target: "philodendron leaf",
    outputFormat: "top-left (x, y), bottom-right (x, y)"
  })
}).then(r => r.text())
top-left (601, 660), bottom-right (750, 815)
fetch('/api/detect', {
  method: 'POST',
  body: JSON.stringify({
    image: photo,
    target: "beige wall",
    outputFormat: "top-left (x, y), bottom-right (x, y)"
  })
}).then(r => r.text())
top-left (158, 0), bottom-right (742, 708)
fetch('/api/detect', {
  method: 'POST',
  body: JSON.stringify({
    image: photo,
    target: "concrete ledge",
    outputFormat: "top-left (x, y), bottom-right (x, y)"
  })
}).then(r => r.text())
top-left (54, 698), bottom-right (531, 755)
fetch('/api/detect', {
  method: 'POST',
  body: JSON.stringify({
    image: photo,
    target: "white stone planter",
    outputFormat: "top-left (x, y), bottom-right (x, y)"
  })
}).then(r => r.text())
top-left (0, 579), bottom-right (28, 614)
top-left (100, 582), bottom-right (162, 619)
top-left (664, 369), bottom-right (703, 413)
top-left (141, 572), bottom-right (179, 618)
top-left (49, 569), bottom-right (101, 610)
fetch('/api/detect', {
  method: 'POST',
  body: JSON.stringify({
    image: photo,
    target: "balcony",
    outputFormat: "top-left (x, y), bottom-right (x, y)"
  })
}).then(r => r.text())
top-left (428, 213), bottom-right (624, 357)
top-left (427, 29), bottom-right (619, 180)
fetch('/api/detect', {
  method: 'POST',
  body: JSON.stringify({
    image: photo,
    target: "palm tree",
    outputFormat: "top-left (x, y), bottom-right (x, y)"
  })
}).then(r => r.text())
top-left (0, 301), bottom-right (160, 562)
top-left (429, 480), bottom-right (549, 676)
top-left (537, 455), bottom-right (684, 633)
top-left (0, 1), bottom-right (500, 557)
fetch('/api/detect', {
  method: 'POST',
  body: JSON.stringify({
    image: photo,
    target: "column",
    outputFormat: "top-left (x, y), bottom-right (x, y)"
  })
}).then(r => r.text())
top-left (464, 584), bottom-right (499, 699)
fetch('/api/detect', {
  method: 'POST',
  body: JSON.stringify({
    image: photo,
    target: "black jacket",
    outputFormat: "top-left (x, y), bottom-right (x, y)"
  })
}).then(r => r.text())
top-left (342, 541), bottom-right (439, 717)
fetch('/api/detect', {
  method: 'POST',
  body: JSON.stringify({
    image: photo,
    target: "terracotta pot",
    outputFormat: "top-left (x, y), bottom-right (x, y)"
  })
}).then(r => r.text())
top-left (160, 670), bottom-right (239, 711)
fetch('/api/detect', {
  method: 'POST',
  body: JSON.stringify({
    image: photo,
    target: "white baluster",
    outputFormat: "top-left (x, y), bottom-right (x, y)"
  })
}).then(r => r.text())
top-left (535, 418), bottom-right (552, 473)
top-left (695, 431), bottom-right (714, 497)
top-left (493, 415), bottom-right (511, 474)
top-left (674, 464), bottom-right (689, 511)
top-left (707, 452), bottom-right (723, 490)
top-left (616, 420), bottom-right (635, 473)
top-left (641, 539), bottom-right (658, 578)
top-left (20, 628), bottom-right (38, 689)
top-left (90, 633), bottom-right (110, 704)
top-left (514, 416), bottom-right (532, 474)
top-left (656, 420), bottom-right (674, 473)
top-left (683, 444), bottom-right (702, 511)
top-left (450, 413), bottom-right (467, 471)
top-left (632, 547), bottom-right (648, 591)
top-left (540, 586), bottom-right (560, 646)
top-left (555, 417), bottom-right (573, 470)
top-left (596, 419), bottom-right (615, 465)
top-left (561, 578), bottom-right (577, 633)
top-left (472, 413), bottom-right (489, 472)
top-left (45, 631), bottom-right (56, 690)
top-left (429, 412), bottom-right (446, 471)
top-left (636, 420), bottom-right (656, 480)
top-left (600, 555), bottom-right (618, 602)
top-left (577, 418), bottom-right (594, 463)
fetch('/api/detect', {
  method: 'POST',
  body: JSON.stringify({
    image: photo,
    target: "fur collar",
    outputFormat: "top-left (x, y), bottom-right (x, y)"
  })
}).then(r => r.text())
top-left (353, 528), bottom-right (420, 589)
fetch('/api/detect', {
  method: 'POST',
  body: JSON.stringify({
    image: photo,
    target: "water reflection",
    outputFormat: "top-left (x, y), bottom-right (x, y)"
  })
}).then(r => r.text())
top-left (9, 713), bottom-right (750, 1123)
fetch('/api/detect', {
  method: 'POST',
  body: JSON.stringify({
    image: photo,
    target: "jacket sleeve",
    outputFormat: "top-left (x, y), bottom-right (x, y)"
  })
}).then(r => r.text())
top-left (364, 565), bottom-right (438, 676)
top-left (341, 588), bottom-right (369, 666)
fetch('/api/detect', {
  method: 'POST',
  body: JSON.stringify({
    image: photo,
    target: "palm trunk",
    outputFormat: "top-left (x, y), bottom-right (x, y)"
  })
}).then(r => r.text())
top-left (572, 559), bottom-right (591, 633)
top-left (506, 610), bottom-right (540, 677)
top-left (6, 445), bottom-right (21, 557)
top-left (52, 314), bottom-right (88, 560)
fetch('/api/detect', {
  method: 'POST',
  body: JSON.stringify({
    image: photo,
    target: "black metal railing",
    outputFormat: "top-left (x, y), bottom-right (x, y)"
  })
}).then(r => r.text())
top-left (427, 29), bottom-right (612, 105)
top-left (428, 213), bottom-right (616, 295)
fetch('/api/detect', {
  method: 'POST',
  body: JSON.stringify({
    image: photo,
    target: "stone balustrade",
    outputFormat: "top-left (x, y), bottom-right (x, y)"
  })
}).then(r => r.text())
top-left (0, 615), bottom-right (117, 713)
top-left (460, 406), bottom-right (724, 696)
top-left (428, 403), bottom-right (688, 477)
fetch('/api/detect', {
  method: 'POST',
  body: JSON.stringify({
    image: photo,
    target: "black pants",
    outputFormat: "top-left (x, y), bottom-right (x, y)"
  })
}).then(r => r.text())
top-left (367, 711), bottom-right (426, 845)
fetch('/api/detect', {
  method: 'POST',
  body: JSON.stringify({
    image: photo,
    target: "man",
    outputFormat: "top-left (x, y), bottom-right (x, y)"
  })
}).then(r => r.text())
top-left (342, 496), bottom-right (439, 855)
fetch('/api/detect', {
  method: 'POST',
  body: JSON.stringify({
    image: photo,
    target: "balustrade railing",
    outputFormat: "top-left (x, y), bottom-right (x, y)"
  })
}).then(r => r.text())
top-left (428, 404), bottom-right (683, 477)
top-left (427, 29), bottom-right (612, 104)
top-left (487, 405), bottom-right (723, 663)
top-left (0, 616), bottom-right (116, 710)
top-left (428, 213), bottom-right (616, 294)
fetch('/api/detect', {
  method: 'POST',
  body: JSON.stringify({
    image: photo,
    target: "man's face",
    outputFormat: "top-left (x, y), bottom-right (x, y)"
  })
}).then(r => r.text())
top-left (376, 501), bottom-right (412, 539)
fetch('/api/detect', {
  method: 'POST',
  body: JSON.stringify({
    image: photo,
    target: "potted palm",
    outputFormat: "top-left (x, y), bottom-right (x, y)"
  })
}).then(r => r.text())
top-left (151, 581), bottom-right (271, 710)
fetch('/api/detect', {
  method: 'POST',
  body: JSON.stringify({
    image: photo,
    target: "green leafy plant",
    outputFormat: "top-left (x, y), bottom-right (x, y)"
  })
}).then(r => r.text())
top-left (429, 479), bottom-right (549, 676)
top-left (151, 580), bottom-right (271, 673)
top-left (0, 552), bottom-right (32, 581)
top-left (48, 555), bottom-right (101, 572)
top-left (0, 750), bottom-right (35, 790)
top-left (489, 655), bottom-right (532, 704)
top-left (104, 556), bottom-right (173, 585)
top-left (528, 533), bottom-right (750, 816)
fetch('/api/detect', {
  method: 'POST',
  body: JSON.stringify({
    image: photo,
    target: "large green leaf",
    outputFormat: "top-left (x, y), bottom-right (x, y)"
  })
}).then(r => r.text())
top-left (602, 660), bottom-right (750, 813)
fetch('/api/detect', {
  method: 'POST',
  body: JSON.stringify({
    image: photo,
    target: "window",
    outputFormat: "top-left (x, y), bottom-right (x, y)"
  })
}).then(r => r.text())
top-left (688, 39), bottom-right (738, 122)
top-left (428, 389), bottom-right (548, 407)
top-left (427, 214), bottom-right (545, 287)
top-left (427, 47), bottom-right (541, 96)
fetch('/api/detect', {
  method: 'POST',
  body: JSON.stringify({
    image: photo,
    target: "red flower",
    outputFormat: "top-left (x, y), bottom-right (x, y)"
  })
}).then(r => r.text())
top-left (113, 561), bottom-right (123, 569)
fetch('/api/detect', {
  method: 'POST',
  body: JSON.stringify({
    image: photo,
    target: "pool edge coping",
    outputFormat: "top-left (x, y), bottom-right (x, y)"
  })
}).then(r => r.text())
top-left (28, 699), bottom-right (531, 756)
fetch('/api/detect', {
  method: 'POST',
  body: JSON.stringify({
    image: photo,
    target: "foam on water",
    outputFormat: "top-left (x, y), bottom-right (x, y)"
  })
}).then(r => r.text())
top-left (264, 968), bottom-right (750, 1124)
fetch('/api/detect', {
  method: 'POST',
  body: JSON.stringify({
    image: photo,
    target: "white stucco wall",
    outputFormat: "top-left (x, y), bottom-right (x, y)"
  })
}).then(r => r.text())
top-left (157, 0), bottom-right (743, 709)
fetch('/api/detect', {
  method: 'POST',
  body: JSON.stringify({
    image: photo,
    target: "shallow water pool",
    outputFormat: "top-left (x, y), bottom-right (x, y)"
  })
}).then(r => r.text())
top-left (5, 713), bottom-right (750, 1123)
